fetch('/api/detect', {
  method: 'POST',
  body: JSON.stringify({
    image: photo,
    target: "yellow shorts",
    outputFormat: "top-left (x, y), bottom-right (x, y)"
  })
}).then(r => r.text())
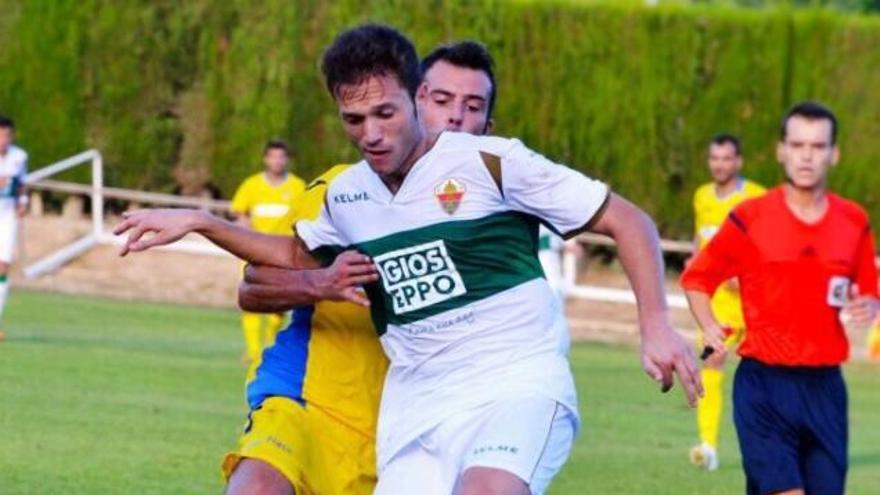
top-left (696, 290), bottom-right (746, 350)
top-left (222, 397), bottom-right (377, 495)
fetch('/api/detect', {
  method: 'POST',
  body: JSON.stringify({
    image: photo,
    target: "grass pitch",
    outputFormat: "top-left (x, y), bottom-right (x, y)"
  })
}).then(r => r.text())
top-left (1, 291), bottom-right (878, 494)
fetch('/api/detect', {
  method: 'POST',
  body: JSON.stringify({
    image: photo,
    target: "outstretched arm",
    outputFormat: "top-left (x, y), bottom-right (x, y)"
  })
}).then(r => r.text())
top-left (589, 193), bottom-right (703, 407)
top-left (113, 208), bottom-right (317, 269)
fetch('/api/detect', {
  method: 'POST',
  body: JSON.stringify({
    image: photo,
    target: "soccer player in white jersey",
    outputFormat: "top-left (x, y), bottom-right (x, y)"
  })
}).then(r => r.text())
top-left (115, 24), bottom-right (702, 495)
top-left (0, 116), bottom-right (28, 338)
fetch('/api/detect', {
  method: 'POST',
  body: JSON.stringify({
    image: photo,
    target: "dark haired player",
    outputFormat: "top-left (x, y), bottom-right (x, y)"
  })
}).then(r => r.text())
top-left (117, 25), bottom-right (701, 494)
top-left (0, 115), bottom-right (28, 340)
top-left (682, 102), bottom-right (878, 495)
top-left (688, 133), bottom-right (765, 470)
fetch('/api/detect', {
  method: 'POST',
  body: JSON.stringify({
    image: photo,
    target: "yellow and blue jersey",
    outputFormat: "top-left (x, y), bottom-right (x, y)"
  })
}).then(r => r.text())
top-left (693, 177), bottom-right (765, 330)
top-left (230, 172), bottom-right (306, 235)
top-left (246, 165), bottom-right (389, 438)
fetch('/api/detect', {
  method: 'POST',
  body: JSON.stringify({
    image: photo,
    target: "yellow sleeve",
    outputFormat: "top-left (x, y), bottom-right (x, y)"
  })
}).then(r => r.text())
top-left (693, 184), bottom-right (709, 240)
top-left (230, 176), bottom-right (255, 215)
top-left (744, 180), bottom-right (767, 198)
top-left (290, 165), bottom-right (351, 231)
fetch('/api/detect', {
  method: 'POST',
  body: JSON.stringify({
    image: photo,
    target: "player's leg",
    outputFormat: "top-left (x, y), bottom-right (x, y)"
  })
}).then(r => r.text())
top-left (226, 458), bottom-right (294, 495)
top-left (241, 311), bottom-right (264, 364)
top-left (691, 348), bottom-right (726, 470)
top-left (801, 368), bottom-right (847, 495)
top-left (374, 438), bottom-right (449, 495)
top-left (222, 398), bottom-right (311, 495)
top-left (0, 213), bottom-right (16, 337)
top-left (458, 398), bottom-right (576, 495)
top-left (733, 359), bottom-right (804, 495)
top-left (867, 319), bottom-right (880, 360)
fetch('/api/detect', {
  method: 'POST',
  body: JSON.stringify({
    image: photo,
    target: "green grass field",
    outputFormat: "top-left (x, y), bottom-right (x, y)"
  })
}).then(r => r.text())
top-left (1, 291), bottom-right (878, 494)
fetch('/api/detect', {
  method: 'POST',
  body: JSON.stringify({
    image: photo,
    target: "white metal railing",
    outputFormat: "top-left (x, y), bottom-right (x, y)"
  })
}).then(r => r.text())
top-left (23, 150), bottom-right (231, 278)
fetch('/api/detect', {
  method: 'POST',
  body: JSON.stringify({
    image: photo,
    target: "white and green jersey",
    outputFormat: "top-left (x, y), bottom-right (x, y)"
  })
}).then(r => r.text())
top-left (296, 132), bottom-right (609, 468)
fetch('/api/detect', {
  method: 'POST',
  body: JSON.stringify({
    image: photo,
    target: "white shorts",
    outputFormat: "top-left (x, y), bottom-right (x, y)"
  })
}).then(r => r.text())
top-left (375, 397), bottom-right (576, 495)
top-left (0, 210), bottom-right (17, 263)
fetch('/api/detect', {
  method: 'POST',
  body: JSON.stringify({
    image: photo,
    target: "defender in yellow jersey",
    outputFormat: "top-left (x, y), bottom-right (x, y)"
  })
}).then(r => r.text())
top-left (230, 140), bottom-right (306, 370)
top-left (223, 42), bottom-right (500, 495)
top-left (689, 134), bottom-right (765, 470)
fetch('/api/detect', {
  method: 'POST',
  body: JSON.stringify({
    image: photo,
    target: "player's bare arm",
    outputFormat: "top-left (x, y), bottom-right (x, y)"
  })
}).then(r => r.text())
top-left (682, 289), bottom-right (727, 353)
top-left (589, 193), bottom-right (703, 407)
top-left (113, 208), bottom-right (316, 269)
top-left (239, 251), bottom-right (379, 311)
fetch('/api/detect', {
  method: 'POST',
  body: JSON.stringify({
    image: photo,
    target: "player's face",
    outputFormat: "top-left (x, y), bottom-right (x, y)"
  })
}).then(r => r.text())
top-left (336, 74), bottom-right (422, 182)
top-left (0, 127), bottom-right (12, 154)
top-left (417, 60), bottom-right (493, 137)
top-left (707, 142), bottom-right (741, 185)
top-left (263, 148), bottom-right (288, 175)
top-left (777, 116), bottom-right (838, 191)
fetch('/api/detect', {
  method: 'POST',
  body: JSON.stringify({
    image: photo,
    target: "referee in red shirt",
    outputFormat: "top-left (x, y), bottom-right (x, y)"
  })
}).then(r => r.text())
top-left (681, 101), bottom-right (879, 495)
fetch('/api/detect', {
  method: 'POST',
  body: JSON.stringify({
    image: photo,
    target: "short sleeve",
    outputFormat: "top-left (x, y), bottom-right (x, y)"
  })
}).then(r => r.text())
top-left (230, 179), bottom-right (252, 215)
top-left (499, 139), bottom-right (609, 238)
top-left (295, 198), bottom-right (347, 265)
top-left (854, 224), bottom-right (878, 298)
top-left (681, 212), bottom-right (750, 295)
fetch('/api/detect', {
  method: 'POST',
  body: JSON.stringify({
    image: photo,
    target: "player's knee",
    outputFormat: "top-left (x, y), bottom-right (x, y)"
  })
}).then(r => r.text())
top-left (226, 458), bottom-right (294, 495)
top-left (0, 262), bottom-right (9, 275)
top-left (458, 467), bottom-right (529, 495)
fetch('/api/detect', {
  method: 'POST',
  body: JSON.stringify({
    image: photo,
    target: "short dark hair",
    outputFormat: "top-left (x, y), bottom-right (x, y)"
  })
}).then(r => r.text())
top-left (420, 41), bottom-right (497, 119)
top-left (263, 139), bottom-right (289, 155)
top-left (781, 101), bottom-right (838, 144)
top-left (710, 133), bottom-right (741, 156)
top-left (321, 24), bottom-right (421, 99)
top-left (0, 115), bottom-right (14, 130)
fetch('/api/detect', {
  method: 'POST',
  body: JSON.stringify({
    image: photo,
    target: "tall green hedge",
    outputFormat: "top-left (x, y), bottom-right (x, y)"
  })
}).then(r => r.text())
top-left (1, 1), bottom-right (878, 236)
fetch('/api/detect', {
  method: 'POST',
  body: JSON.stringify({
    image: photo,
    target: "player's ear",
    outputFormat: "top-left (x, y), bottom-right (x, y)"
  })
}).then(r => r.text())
top-left (484, 119), bottom-right (494, 135)
top-left (830, 144), bottom-right (840, 167)
top-left (776, 141), bottom-right (785, 164)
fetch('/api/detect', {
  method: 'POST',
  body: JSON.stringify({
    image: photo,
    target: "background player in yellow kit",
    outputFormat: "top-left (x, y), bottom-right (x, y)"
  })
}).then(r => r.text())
top-left (222, 42), bottom-right (500, 495)
top-left (229, 139), bottom-right (305, 373)
top-left (689, 134), bottom-right (764, 470)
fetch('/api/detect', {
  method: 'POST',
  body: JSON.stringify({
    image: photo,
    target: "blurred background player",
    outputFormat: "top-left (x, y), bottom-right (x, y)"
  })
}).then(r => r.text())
top-left (222, 41), bottom-right (500, 495)
top-left (229, 139), bottom-right (305, 374)
top-left (682, 102), bottom-right (879, 495)
top-left (0, 115), bottom-right (28, 341)
top-left (688, 133), bottom-right (764, 470)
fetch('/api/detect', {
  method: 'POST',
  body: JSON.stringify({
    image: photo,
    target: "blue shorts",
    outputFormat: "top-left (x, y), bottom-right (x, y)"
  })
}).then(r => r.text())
top-left (733, 358), bottom-right (847, 495)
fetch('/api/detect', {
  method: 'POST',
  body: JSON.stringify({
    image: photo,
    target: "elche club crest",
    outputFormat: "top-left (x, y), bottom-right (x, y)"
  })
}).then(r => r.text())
top-left (434, 178), bottom-right (467, 215)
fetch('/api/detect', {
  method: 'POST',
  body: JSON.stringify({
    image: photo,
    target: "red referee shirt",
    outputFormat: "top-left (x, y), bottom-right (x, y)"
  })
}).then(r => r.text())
top-left (681, 186), bottom-right (878, 366)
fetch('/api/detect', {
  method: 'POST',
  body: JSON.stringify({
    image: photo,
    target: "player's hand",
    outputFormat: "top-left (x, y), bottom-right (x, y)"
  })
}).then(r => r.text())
top-left (640, 319), bottom-right (703, 407)
top-left (113, 208), bottom-right (206, 256)
top-left (841, 284), bottom-right (879, 329)
top-left (311, 250), bottom-right (379, 306)
top-left (15, 203), bottom-right (27, 218)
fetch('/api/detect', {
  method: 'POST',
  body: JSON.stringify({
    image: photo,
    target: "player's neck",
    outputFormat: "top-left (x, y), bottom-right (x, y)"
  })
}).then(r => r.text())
top-left (783, 183), bottom-right (828, 224)
top-left (713, 177), bottom-right (740, 198)
top-left (264, 170), bottom-right (287, 185)
top-left (380, 129), bottom-right (436, 195)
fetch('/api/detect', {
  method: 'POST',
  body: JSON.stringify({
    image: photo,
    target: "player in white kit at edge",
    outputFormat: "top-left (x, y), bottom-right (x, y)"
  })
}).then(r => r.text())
top-left (0, 116), bottom-right (28, 338)
top-left (114, 24), bottom-right (702, 495)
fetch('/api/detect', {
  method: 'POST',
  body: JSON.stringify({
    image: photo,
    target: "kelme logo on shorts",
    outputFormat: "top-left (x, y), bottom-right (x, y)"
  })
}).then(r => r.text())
top-left (374, 240), bottom-right (467, 314)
